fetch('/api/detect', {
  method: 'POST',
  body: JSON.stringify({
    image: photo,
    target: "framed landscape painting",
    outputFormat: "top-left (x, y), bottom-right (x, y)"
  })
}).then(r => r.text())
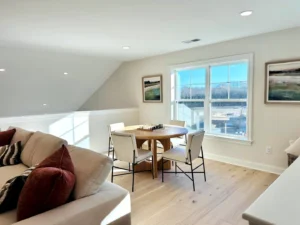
top-left (265, 60), bottom-right (300, 104)
top-left (142, 75), bottom-right (163, 103)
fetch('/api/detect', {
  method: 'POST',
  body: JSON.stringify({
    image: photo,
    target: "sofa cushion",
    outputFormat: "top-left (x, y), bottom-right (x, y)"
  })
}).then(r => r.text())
top-left (8, 127), bottom-right (34, 147)
top-left (0, 209), bottom-right (17, 225)
top-left (17, 145), bottom-right (75, 221)
top-left (0, 164), bottom-right (28, 188)
top-left (21, 131), bottom-right (67, 167)
top-left (67, 145), bottom-right (113, 199)
top-left (0, 129), bottom-right (16, 147)
top-left (0, 166), bottom-right (36, 213)
top-left (0, 141), bottom-right (23, 167)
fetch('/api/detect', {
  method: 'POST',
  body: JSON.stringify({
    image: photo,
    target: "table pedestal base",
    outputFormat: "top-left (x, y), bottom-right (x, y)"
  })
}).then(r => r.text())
top-left (134, 139), bottom-right (171, 178)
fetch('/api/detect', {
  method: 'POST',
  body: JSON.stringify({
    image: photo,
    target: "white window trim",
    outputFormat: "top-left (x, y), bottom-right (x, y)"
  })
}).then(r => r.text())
top-left (170, 53), bottom-right (254, 144)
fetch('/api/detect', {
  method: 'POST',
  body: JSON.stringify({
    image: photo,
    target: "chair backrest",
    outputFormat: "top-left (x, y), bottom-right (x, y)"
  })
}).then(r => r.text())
top-left (169, 120), bottom-right (186, 127)
top-left (110, 132), bottom-right (138, 163)
top-left (185, 130), bottom-right (205, 163)
top-left (170, 120), bottom-right (186, 141)
top-left (109, 122), bottom-right (125, 136)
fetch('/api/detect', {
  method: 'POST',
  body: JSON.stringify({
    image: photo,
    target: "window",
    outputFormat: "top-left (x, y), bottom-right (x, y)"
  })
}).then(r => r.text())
top-left (171, 54), bottom-right (253, 142)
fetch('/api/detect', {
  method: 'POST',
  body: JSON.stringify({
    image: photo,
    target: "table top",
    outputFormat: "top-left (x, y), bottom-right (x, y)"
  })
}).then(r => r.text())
top-left (118, 125), bottom-right (188, 140)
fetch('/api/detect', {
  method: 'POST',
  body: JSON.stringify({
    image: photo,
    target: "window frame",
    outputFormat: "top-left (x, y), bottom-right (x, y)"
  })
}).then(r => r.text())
top-left (170, 53), bottom-right (254, 144)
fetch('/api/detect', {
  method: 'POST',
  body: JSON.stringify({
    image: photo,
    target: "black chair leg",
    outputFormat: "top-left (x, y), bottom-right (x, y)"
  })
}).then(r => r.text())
top-left (152, 156), bottom-right (154, 179)
top-left (190, 161), bottom-right (195, 192)
top-left (162, 157), bottom-right (164, 182)
top-left (201, 146), bottom-right (207, 182)
top-left (188, 149), bottom-right (195, 191)
top-left (108, 137), bottom-right (111, 158)
top-left (111, 166), bottom-right (114, 183)
top-left (175, 162), bottom-right (177, 175)
top-left (132, 164), bottom-right (135, 192)
top-left (111, 149), bottom-right (115, 183)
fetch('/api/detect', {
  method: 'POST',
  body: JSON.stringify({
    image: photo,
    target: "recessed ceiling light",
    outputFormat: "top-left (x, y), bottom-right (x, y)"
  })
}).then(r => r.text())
top-left (43, 104), bottom-right (47, 106)
top-left (64, 72), bottom-right (68, 75)
top-left (122, 46), bottom-right (130, 50)
top-left (0, 69), bottom-right (5, 72)
top-left (182, 39), bottom-right (201, 44)
top-left (240, 11), bottom-right (253, 17)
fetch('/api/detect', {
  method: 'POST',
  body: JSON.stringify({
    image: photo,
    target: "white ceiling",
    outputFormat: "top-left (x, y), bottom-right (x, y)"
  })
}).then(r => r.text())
top-left (1, 0), bottom-right (300, 61)
top-left (0, 0), bottom-right (300, 117)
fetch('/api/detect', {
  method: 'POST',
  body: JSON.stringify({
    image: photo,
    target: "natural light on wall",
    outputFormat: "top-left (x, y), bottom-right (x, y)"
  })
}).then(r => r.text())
top-left (170, 54), bottom-right (253, 143)
top-left (49, 112), bottom-right (90, 148)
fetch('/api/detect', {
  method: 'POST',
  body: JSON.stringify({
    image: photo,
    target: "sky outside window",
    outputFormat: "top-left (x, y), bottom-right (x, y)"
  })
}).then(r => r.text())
top-left (178, 63), bottom-right (248, 84)
top-left (177, 68), bottom-right (206, 86)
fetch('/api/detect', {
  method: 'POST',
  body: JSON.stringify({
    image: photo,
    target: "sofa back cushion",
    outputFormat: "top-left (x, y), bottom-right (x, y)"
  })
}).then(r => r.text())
top-left (8, 127), bottom-right (34, 148)
top-left (21, 131), bottom-right (67, 167)
top-left (67, 145), bottom-right (113, 199)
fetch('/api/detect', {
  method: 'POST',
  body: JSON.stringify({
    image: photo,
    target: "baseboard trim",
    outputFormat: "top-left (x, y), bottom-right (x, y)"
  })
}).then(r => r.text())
top-left (204, 153), bottom-right (285, 175)
top-left (100, 149), bottom-right (286, 175)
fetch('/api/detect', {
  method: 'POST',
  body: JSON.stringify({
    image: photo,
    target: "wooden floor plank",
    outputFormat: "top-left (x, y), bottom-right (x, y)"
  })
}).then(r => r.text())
top-left (111, 159), bottom-right (278, 225)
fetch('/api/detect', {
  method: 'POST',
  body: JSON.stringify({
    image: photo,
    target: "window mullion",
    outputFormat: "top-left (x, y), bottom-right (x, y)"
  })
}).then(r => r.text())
top-left (204, 65), bottom-right (210, 132)
top-left (173, 70), bottom-right (177, 120)
top-left (228, 64), bottom-right (230, 100)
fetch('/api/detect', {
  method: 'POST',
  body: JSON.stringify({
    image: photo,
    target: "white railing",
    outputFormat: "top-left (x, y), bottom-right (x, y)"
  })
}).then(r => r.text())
top-left (0, 108), bottom-right (139, 153)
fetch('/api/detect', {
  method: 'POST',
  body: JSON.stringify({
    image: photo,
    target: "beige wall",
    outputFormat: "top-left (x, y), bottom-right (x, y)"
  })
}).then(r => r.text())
top-left (81, 27), bottom-right (300, 173)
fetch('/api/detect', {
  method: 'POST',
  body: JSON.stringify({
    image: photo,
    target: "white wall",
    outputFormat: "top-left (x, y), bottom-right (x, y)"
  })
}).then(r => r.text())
top-left (0, 44), bottom-right (121, 117)
top-left (81, 27), bottom-right (300, 174)
top-left (0, 108), bottom-right (139, 153)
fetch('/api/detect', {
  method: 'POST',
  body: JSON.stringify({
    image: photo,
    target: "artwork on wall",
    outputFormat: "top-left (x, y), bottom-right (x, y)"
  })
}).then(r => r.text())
top-left (265, 60), bottom-right (300, 104)
top-left (142, 75), bottom-right (163, 103)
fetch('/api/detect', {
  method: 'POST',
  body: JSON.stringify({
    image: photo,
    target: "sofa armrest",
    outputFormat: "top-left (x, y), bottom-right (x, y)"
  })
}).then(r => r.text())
top-left (12, 182), bottom-right (131, 225)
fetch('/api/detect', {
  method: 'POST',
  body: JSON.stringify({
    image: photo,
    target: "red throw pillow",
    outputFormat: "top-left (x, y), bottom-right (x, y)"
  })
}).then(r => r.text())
top-left (17, 145), bottom-right (75, 221)
top-left (0, 129), bottom-right (16, 147)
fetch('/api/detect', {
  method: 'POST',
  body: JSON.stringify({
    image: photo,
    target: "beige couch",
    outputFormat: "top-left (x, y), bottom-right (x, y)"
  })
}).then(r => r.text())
top-left (0, 127), bottom-right (131, 225)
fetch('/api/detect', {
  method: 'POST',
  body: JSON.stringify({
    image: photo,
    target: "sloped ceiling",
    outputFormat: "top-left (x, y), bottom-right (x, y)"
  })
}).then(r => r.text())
top-left (0, 45), bottom-right (121, 117)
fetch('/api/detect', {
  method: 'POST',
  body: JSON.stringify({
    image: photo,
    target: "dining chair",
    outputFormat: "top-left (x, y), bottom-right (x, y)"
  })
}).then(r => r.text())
top-left (111, 132), bottom-right (154, 192)
top-left (161, 130), bottom-right (206, 191)
top-left (108, 122), bottom-right (125, 158)
top-left (152, 120), bottom-right (186, 150)
top-left (169, 120), bottom-right (187, 147)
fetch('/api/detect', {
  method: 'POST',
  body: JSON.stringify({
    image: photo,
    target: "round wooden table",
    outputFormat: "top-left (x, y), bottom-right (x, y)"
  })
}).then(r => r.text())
top-left (118, 125), bottom-right (188, 178)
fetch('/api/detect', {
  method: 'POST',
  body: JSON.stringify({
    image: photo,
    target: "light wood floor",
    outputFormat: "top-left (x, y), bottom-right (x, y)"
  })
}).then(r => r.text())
top-left (112, 159), bottom-right (278, 225)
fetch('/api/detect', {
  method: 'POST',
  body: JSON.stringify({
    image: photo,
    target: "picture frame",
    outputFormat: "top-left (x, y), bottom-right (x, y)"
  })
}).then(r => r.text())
top-left (142, 75), bottom-right (163, 103)
top-left (265, 59), bottom-right (300, 104)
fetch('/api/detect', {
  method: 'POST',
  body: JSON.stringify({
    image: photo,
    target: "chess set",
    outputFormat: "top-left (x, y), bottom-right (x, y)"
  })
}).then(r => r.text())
top-left (137, 124), bottom-right (164, 131)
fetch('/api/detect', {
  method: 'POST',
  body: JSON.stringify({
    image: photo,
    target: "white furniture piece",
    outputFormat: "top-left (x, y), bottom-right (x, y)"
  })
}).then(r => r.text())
top-left (243, 155), bottom-right (300, 225)
top-left (111, 132), bottom-right (154, 192)
top-left (169, 120), bottom-right (187, 147)
top-left (107, 122), bottom-right (125, 158)
top-left (161, 130), bottom-right (206, 191)
top-left (0, 127), bottom-right (131, 225)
